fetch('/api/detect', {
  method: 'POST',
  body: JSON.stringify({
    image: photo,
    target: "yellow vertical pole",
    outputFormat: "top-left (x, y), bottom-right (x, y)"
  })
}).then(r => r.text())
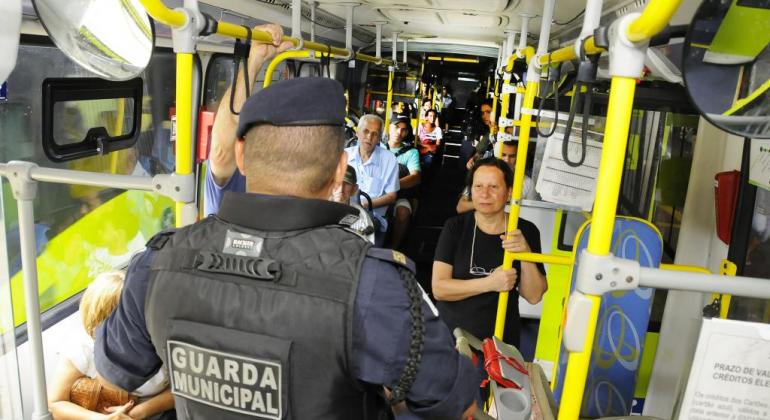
top-left (557, 76), bottom-right (638, 420)
top-left (486, 75), bottom-right (491, 97)
top-left (496, 54), bottom-right (516, 158)
top-left (175, 53), bottom-right (194, 227)
top-left (491, 78), bottom-right (500, 121)
top-left (384, 70), bottom-right (394, 130)
top-left (110, 98), bottom-right (126, 174)
top-left (494, 79), bottom-right (539, 339)
top-left (500, 56), bottom-right (515, 123)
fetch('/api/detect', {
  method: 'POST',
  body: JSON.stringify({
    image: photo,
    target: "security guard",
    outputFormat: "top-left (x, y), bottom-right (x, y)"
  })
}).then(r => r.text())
top-left (94, 77), bottom-right (478, 419)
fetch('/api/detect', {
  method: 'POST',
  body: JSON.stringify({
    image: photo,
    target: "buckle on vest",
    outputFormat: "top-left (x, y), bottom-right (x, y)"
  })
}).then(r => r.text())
top-left (194, 252), bottom-right (280, 281)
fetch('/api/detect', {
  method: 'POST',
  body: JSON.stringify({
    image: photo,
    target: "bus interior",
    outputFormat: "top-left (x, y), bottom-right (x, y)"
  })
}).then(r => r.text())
top-left (1, 0), bottom-right (770, 419)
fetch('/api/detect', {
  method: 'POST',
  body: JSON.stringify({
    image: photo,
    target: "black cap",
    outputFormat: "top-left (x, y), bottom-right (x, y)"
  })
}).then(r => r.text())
top-left (343, 165), bottom-right (357, 185)
top-left (237, 77), bottom-right (346, 138)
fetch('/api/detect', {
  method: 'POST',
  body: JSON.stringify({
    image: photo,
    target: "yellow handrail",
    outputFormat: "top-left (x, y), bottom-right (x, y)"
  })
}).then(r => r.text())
top-left (139, 0), bottom-right (185, 27)
top-left (494, 78), bottom-right (539, 340)
top-left (659, 263), bottom-right (711, 274)
top-left (175, 53), bottom-right (194, 227)
top-left (384, 70), bottom-right (395, 129)
top-left (263, 50), bottom-right (313, 88)
top-left (513, 252), bottom-right (572, 267)
top-left (138, 0), bottom-right (394, 66)
top-left (626, 0), bottom-right (681, 43)
top-left (538, 37), bottom-right (603, 67)
top-left (517, 46), bottom-right (536, 64)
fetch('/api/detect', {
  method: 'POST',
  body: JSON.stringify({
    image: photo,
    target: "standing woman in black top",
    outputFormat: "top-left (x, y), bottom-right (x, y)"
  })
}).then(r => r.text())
top-left (432, 157), bottom-right (548, 347)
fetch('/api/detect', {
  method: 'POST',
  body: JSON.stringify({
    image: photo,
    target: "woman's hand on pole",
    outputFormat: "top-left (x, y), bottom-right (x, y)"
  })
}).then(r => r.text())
top-left (501, 229), bottom-right (531, 253)
top-left (487, 268), bottom-right (517, 292)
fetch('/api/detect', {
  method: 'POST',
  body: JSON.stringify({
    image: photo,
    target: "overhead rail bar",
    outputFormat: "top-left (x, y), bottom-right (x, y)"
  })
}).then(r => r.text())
top-left (137, 0), bottom-right (393, 65)
top-left (626, 0), bottom-right (680, 43)
top-left (537, 0), bottom-right (680, 67)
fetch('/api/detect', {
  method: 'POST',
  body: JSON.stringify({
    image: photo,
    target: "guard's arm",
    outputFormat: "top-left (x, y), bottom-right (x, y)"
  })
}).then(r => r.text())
top-left (353, 255), bottom-right (478, 419)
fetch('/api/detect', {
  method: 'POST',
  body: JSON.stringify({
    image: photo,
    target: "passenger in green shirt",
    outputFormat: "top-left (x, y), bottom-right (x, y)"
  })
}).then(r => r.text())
top-left (384, 117), bottom-right (421, 250)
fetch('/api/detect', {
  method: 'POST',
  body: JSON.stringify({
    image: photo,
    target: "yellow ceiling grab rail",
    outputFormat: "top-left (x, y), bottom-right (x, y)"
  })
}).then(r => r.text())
top-left (538, 0), bottom-right (681, 67)
top-left (137, 0), bottom-right (394, 66)
top-left (626, 0), bottom-right (681, 43)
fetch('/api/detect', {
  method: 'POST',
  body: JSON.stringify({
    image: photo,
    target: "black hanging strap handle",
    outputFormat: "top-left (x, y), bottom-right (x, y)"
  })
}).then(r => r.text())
top-left (229, 25), bottom-right (253, 116)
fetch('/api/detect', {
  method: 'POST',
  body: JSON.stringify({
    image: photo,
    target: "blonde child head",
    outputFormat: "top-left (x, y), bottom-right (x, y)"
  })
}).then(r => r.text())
top-left (80, 271), bottom-right (125, 338)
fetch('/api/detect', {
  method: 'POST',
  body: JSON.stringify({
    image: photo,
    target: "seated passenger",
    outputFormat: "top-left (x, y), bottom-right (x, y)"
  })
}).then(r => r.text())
top-left (203, 24), bottom-right (293, 216)
top-left (332, 164), bottom-right (376, 242)
top-left (457, 140), bottom-right (534, 214)
top-left (433, 157), bottom-right (547, 347)
top-left (48, 271), bottom-right (174, 420)
top-left (465, 99), bottom-right (496, 169)
top-left (384, 116), bottom-right (421, 250)
top-left (417, 109), bottom-right (443, 167)
top-left (419, 97), bottom-right (433, 122)
top-left (345, 114), bottom-right (400, 246)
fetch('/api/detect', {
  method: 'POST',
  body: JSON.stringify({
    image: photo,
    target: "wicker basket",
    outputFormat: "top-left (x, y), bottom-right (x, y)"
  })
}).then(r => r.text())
top-left (70, 377), bottom-right (137, 414)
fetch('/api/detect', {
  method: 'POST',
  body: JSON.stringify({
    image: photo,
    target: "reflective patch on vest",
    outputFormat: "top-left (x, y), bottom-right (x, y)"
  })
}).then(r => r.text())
top-left (339, 213), bottom-right (360, 227)
top-left (223, 230), bottom-right (264, 257)
top-left (167, 340), bottom-right (282, 419)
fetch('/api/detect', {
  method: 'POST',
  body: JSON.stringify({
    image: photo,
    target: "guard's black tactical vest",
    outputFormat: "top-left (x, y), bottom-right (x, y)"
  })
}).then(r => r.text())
top-left (144, 208), bottom-right (371, 419)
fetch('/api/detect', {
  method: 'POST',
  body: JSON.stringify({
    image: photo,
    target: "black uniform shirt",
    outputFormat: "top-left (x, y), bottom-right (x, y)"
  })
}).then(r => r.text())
top-left (434, 212), bottom-right (545, 347)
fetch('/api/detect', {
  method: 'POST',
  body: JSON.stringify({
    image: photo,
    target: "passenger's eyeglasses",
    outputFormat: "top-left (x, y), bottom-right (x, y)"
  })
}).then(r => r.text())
top-left (470, 264), bottom-right (496, 277)
top-left (469, 220), bottom-right (495, 277)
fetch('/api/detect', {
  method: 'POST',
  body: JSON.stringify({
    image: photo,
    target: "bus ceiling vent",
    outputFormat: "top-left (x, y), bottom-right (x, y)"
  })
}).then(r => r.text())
top-left (0, 0), bottom-right (21, 83)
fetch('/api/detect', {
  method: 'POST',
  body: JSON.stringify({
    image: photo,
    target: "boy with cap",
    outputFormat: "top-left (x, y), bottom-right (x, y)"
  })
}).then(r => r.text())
top-left (95, 76), bottom-right (478, 419)
top-left (384, 116), bottom-right (421, 250)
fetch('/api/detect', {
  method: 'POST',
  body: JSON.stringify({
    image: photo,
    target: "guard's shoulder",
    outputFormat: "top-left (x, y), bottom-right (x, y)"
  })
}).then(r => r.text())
top-left (366, 247), bottom-right (416, 275)
top-left (145, 228), bottom-right (179, 250)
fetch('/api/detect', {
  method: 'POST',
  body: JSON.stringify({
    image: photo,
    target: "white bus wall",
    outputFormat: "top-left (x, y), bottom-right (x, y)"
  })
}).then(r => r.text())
top-left (644, 117), bottom-right (744, 418)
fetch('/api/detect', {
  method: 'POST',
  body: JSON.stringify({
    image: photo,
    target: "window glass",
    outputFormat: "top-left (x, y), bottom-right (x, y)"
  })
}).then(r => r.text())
top-left (203, 54), bottom-right (290, 113)
top-left (0, 44), bottom-right (176, 326)
top-left (0, 195), bottom-right (22, 417)
top-left (53, 98), bottom-right (136, 144)
top-left (732, 187), bottom-right (770, 323)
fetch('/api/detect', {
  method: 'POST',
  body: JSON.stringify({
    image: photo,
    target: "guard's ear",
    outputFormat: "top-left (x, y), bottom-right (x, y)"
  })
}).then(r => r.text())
top-left (333, 151), bottom-right (349, 188)
top-left (235, 139), bottom-right (246, 176)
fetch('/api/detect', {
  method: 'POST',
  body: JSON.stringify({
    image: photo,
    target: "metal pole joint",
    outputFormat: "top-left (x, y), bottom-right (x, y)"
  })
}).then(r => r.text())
top-left (4, 160), bottom-right (38, 200)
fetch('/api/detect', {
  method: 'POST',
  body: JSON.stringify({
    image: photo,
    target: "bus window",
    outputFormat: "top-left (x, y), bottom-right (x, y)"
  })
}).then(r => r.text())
top-left (203, 54), bottom-right (235, 112)
top-left (0, 44), bottom-right (177, 327)
top-left (734, 187), bottom-right (770, 323)
top-left (52, 98), bottom-right (136, 144)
